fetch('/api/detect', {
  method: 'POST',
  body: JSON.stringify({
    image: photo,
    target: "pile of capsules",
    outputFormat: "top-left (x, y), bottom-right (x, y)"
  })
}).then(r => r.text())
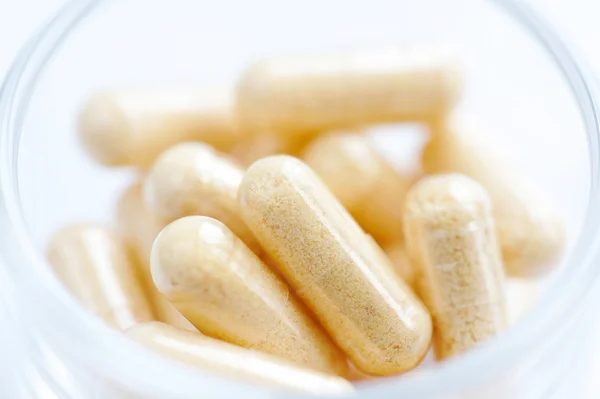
top-left (47, 49), bottom-right (565, 396)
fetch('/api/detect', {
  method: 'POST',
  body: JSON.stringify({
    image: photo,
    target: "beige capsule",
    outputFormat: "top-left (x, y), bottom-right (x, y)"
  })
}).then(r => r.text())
top-left (303, 132), bottom-right (412, 246)
top-left (144, 142), bottom-right (262, 256)
top-left (383, 243), bottom-right (417, 289)
top-left (126, 322), bottom-right (354, 396)
top-left (422, 122), bottom-right (565, 276)
top-left (403, 174), bottom-right (508, 359)
top-left (230, 133), bottom-right (312, 167)
top-left (46, 224), bottom-right (155, 330)
top-left (238, 156), bottom-right (432, 376)
top-left (117, 183), bottom-right (196, 331)
top-left (236, 49), bottom-right (461, 139)
top-left (151, 216), bottom-right (348, 376)
top-left (78, 87), bottom-right (241, 168)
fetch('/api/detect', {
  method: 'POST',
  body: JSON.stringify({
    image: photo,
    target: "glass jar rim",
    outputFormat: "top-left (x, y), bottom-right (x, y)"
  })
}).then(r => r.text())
top-left (1, 1), bottom-right (600, 398)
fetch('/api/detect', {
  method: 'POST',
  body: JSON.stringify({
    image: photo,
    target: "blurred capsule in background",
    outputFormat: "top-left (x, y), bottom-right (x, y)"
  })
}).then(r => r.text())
top-left (422, 119), bottom-right (565, 277)
top-left (78, 87), bottom-right (241, 168)
top-left (144, 142), bottom-right (263, 256)
top-left (239, 156), bottom-right (432, 376)
top-left (230, 133), bottom-right (313, 167)
top-left (127, 322), bottom-right (354, 396)
top-left (151, 216), bottom-right (348, 376)
top-left (117, 183), bottom-right (196, 331)
top-left (404, 174), bottom-right (508, 359)
top-left (236, 48), bottom-right (462, 139)
top-left (46, 224), bottom-right (155, 330)
top-left (303, 132), bottom-right (414, 247)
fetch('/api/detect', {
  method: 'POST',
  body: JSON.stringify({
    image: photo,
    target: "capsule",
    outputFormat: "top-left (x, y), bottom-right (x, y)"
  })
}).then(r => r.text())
top-left (144, 142), bottom-right (262, 256)
top-left (403, 174), bottom-right (508, 359)
top-left (236, 49), bottom-right (461, 139)
top-left (46, 224), bottom-right (155, 330)
top-left (127, 322), bottom-right (354, 395)
top-left (230, 134), bottom-right (312, 166)
top-left (151, 216), bottom-right (347, 376)
top-left (383, 243), bottom-right (417, 289)
top-left (117, 183), bottom-right (196, 331)
top-left (303, 132), bottom-right (413, 246)
top-left (78, 87), bottom-right (240, 168)
top-left (422, 122), bottom-right (565, 276)
top-left (238, 156), bottom-right (432, 375)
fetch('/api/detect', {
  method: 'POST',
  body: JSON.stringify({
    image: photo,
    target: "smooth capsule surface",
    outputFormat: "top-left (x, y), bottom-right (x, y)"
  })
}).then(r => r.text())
top-left (46, 224), bottom-right (155, 330)
top-left (383, 243), bottom-right (417, 289)
top-left (144, 142), bottom-right (262, 255)
top-left (236, 49), bottom-right (461, 139)
top-left (404, 174), bottom-right (508, 359)
top-left (127, 322), bottom-right (354, 396)
top-left (151, 216), bottom-right (348, 376)
top-left (238, 156), bottom-right (432, 376)
top-left (78, 87), bottom-right (241, 168)
top-left (422, 122), bottom-right (565, 276)
top-left (117, 183), bottom-right (196, 331)
top-left (303, 132), bottom-right (412, 246)
top-left (230, 134), bottom-right (312, 166)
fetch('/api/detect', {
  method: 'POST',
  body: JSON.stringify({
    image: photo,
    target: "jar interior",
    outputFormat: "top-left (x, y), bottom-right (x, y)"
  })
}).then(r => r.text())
top-left (8, 0), bottom-right (593, 397)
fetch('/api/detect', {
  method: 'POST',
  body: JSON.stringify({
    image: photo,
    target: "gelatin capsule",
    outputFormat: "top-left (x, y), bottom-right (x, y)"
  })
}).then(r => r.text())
top-left (127, 322), bottom-right (354, 396)
top-left (403, 174), bottom-right (508, 359)
top-left (422, 121), bottom-right (565, 276)
top-left (238, 156), bottom-right (432, 376)
top-left (117, 183), bottom-right (196, 331)
top-left (236, 49), bottom-right (461, 139)
top-left (144, 142), bottom-right (262, 256)
top-left (151, 216), bottom-right (348, 376)
top-left (78, 87), bottom-right (240, 168)
top-left (383, 243), bottom-right (417, 289)
top-left (303, 132), bottom-right (412, 246)
top-left (230, 134), bottom-right (312, 166)
top-left (46, 224), bottom-right (155, 330)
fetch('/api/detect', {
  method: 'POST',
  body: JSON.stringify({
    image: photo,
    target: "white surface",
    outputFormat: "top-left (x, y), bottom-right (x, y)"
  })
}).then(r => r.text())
top-left (0, 0), bottom-right (599, 398)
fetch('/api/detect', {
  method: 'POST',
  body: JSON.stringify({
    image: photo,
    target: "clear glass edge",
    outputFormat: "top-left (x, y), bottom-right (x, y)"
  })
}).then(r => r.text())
top-left (0, 0), bottom-right (598, 398)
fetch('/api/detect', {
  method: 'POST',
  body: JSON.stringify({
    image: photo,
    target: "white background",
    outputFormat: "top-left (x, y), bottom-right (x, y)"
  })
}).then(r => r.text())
top-left (1, 0), bottom-right (599, 398)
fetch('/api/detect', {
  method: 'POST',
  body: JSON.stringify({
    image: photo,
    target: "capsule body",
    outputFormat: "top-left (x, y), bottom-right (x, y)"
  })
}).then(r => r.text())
top-left (230, 134), bottom-right (312, 166)
top-left (78, 87), bottom-right (240, 168)
top-left (236, 49), bottom-right (461, 138)
top-left (151, 216), bottom-right (347, 376)
top-left (239, 156), bottom-right (432, 375)
top-left (383, 243), bottom-right (416, 289)
top-left (46, 224), bottom-right (155, 330)
top-left (127, 322), bottom-right (354, 395)
top-left (303, 132), bottom-right (412, 246)
top-left (117, 183), bottom-right (196, 331)
top-left (144, 142), bottom-right (262, 255)
top-left (422, 123), bottom-right (565, 276)
top-left (403, 174), bottom-right (507, 359)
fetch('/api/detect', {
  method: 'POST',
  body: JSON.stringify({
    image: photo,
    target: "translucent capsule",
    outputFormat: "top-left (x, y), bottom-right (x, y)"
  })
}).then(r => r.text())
top-left (230, 134), bottom-right (312, 166)
top-left (403, 174), bottom-right (508, 359)
top-left (151, 216), bottom-right (347, 376)
top-left (46, 224), bottom-right (155, 330)
top-left (238, 156), bottom-right (432, 376)
top-left (236, 49), bottom-right (461, 139)
top-left (303, 132), bottom-right (412, 246)
top-left (144, 142), bottom-right (262, 256)
top-left (422, 122), bottom-right (565, 276)
top-left (78, 87), bottom-right (241, 168)
top-left (383, 243), bottom-right (417, 289)
top-left (117, 183), bottom-right (196, 331)
top-left (126, 322), bottom-right (354, 396)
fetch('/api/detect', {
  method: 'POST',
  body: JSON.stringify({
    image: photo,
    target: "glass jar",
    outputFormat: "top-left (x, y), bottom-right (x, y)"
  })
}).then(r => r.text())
top-left (0, 0), bottom-right (599, 398)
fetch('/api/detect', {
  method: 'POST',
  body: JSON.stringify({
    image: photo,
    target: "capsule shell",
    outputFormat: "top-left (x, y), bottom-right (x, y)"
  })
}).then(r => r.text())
top-left (144, 142), bottom-right (262, 256)
top-left (303, 132), bottom-right (412, 246)
top-left (236, 49), bottom-right (461, 139)
top-left (238, 156), bottom-right (432, 376)
top-left (117, 183), bottom-right (196, 331)
top-left (383, 243), bottom-right (417, 289)
top-left (46, 224), bottom-right (155, 330)
top-left (78, 87), bottom-right (240, 168)
top-left (127, 322), bottom-right (354, 395)
top-left (403, 174), bottom-right (508, 359)
top-left (422, 122), bottom-right (565, 276)
top-left (151, 216), bottom-right (348, 376)
top-left (230, 134), bottom-right (312, 166)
